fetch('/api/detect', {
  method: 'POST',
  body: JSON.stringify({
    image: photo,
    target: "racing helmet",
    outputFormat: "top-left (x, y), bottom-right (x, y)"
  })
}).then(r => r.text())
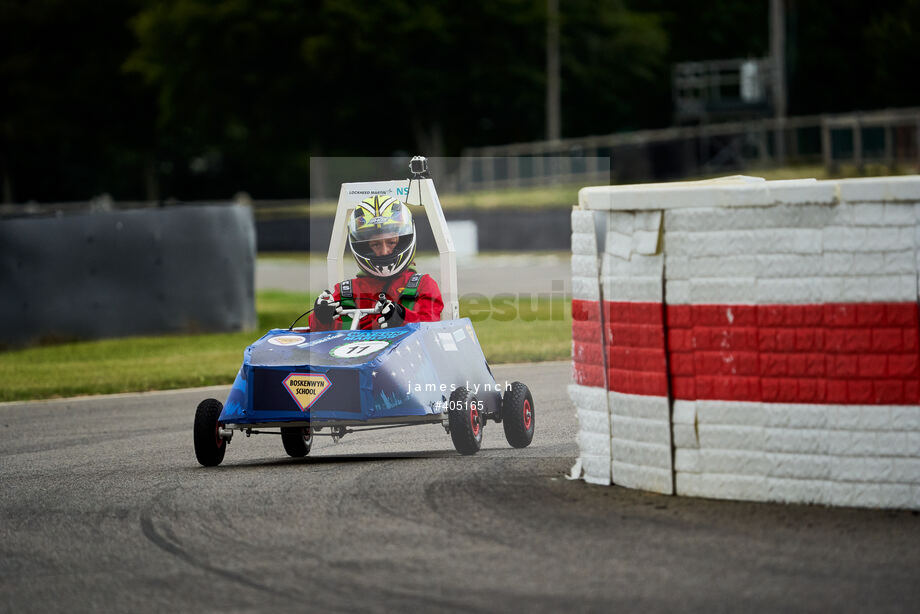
top-left (347, 195), bottom-right (417, 278)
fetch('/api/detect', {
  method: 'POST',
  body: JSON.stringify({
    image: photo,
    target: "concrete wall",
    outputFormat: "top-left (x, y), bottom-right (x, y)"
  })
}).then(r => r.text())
top-left (569, 175), bottom-right (920, 509)
top-left (0, 205), bottom-right (256, 346)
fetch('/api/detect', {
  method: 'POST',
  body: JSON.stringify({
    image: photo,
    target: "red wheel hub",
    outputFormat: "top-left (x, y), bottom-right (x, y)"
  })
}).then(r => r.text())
top-left (215, 423), bottom-right (225, 448)
top-left (470, 406), bottom-right (481, 436)
top-left (522, 400), bottom-right (532, 430)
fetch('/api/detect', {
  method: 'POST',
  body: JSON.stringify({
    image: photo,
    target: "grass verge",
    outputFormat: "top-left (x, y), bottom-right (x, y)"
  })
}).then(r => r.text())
top-left (0, 291), bottom-right (570, 403)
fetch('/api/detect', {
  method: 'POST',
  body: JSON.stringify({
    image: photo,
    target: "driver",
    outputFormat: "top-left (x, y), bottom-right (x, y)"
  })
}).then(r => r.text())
top-left (308, 195), bottom-right (444, 331)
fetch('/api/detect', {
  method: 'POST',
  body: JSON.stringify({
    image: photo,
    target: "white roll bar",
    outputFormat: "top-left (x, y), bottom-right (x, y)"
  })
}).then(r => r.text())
top-left (326, 177), bottom-right (460, 321)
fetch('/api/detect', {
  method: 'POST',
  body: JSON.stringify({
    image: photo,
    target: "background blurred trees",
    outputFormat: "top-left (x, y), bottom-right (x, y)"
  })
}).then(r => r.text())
top-left (1, 0), bottom-right (917, 201)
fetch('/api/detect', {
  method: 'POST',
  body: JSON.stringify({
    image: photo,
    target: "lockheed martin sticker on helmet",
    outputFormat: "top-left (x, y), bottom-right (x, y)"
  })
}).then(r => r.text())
top-left (269, 335), bottom-right (306, 346)
top-left (283, 373), bottom-right (331, 411)
top-left (330, 340), bottom-right (390, 358)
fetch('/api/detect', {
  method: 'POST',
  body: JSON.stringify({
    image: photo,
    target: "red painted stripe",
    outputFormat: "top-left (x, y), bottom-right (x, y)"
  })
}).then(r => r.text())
top-left (666, 302), bottom-right (920, 405)
top-left (605, 302), bottom-right (670, 396)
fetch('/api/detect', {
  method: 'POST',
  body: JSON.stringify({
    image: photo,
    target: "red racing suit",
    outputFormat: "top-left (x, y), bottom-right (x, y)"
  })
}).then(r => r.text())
top-left (308, 267), bottom-right (443, 331)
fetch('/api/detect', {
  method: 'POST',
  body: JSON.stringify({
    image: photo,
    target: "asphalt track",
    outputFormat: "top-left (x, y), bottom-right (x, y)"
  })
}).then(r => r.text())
top-left (2, 361), bottom-right (919, 613)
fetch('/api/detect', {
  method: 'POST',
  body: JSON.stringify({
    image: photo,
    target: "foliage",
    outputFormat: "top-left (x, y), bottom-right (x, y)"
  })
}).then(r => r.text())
top-left (0, 0), bottom-right (918, 202)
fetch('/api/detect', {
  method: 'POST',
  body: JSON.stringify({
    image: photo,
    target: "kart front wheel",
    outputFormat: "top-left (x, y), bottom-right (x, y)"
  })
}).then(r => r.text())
top-left (281, 426), bottom-right (313, 458)
top-left (194, 398), bottom-right (227, 467)
top-left (448, 387), bottom-right (482, 455)
top-left (502, 382), bottom-right (534, 448)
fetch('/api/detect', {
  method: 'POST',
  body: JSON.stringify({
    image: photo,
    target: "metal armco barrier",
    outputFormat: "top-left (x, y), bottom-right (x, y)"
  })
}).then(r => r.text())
top-left (0, 204), bottom-right (256, 346)
top-left (569, 175), bottom-right (920, 509)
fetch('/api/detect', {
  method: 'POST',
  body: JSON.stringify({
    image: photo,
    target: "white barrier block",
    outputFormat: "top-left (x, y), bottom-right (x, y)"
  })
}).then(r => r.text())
top-left (697, 401), bottom-right (765, 426)
top-left (755, 276), bottom-right (839, 303)
top-left (635, 209), bottom-right (663, 232)
top-left (612, 415), bottom-right (671, 445)
top-left (675, 472), bottom-right (703, 496)
top-left (603, 276), bottom-right (663, 302)
top-left (669, 254), bottom-right (758, 280)
top-left (829, 457), bottom-right (892, 482)
top-left (883, 250), bottom-right (918, 274)
top-left (571, 254), bottom-right (599, 277)
top-left (823, 226), bottom-right (866, 251)
top-left (883, 203), bottom-right (918, 226)
top-left (611, 438), bottom-right (671, 469)
top-left (672, 400), bottom-right (697, 424)
top-left (875, 431), bottom-right (912, 456)
top-left (568, 384), bottom-right (608, 414)
top-left (825, 481), bottom-right (884, 508)
top-left (757, 254), bottom-right (824, 278)
top-left (665, 279), bottom-right (690, 304)
top-left (610, 391), bottom-right (671, 421)
top-left (673, 424), bottom-right (699, 449)
top-left (889, 458), bottom-right (920, 483)
top-left (766, 428), bottom-right (833, 454)
top-left (870, 274), bottom-right (917, 301)
top-left (690, 277), bottom-right (757, 303)
top-left (571, 232), bottom-right (598, 256)
top-left (603, 252), bottom-right (664, 277)
top-left (834, 276), bottom-right (872, 302)
top-left (842, 203), bottom-right (886, 226)
top-left (698, 473), bottom-right (768, 502)
top-left (674, 448), bottom-right (700, 472)
top-left (578, 431), bottom-right (611, 457)
top-left (634, 230), bottom-right (661, 255)
top-left (606, 231), bottom-right (633, 260)
top-left (611, 462), bottom-right (672, 494)
top-left (698, 425), bottom-right (765, 450)
top-left (571, 208), bottom-right (598, 233)
top-left (767, 181), bottom-right (837, 207)
top-left (867, 227), bottom-right (915, 251)
top-left (876, 484), bottom-right (915, 509)
top-left (578, 408), bottom-right (610, 436)
top-left (701, 449), bottom-right (771, 476)
top-left (769, 453), bottom-right (832, 480)
top-left (762, 404), bottom-right (829, 429)
top-left (889, 406), bottom-right (920, 430)
top-left (582, 455), bottom-right (612, 485)
top-left (571, 276), bottom-right (600, 301)
top-left (607, 211), bottom-right (635, 234)
top-left (578, 187), bottom-right (612, 210)
top-left (838, 176), bottom-right (920, 202)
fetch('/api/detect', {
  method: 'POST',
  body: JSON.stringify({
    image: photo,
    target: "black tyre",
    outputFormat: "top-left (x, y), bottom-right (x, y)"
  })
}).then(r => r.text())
top-left (501, 382), bottom-right (534, 448)
top-left (194, 398), bottom-right (227, 467)
top-left (281, 426), bottom-right (313, 458)
top-left (448, 386), bottom-right (483, 455)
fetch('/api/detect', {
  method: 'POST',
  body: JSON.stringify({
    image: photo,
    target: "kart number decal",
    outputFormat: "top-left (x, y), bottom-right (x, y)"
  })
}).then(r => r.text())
top-left (283, 373), bottom-right (331, 412)
top-left (329, 340), bottom-right (390, 358)
top-left (269, 335), bottom-right (306, 346)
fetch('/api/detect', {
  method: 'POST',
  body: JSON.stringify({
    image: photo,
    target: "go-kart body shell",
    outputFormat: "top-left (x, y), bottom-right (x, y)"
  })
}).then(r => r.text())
top-left (218, 318), bottom-right (502, 428)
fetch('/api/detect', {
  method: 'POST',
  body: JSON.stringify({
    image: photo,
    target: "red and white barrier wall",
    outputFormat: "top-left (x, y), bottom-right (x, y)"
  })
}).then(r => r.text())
top-left (569, 175), bottom-right (920, 508)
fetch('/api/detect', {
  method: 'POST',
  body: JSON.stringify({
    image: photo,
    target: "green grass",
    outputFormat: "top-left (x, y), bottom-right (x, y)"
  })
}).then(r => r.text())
top-left (0, 291), bottom-right (570, 403)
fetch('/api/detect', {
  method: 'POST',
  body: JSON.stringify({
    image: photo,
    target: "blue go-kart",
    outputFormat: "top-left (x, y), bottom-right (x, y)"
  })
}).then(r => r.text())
top-left (193, 159), bottom-right (534, 465)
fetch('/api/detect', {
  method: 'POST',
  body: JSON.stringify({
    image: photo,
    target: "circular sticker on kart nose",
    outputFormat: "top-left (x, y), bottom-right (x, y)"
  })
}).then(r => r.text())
top-left (330, 340), bottom-right (390, 358)
top-left (268, 335), bottom-right (306, 346)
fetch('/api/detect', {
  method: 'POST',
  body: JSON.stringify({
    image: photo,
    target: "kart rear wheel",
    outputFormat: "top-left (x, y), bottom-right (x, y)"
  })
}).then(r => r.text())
top-left (448, 387), bottom-right (482, 455)
top-left (501, 382), bottom-right (534, 448)
top-left (281, 426), bottom-right (313, 458)
top-left (194, 398), bottom-right (227, 467)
